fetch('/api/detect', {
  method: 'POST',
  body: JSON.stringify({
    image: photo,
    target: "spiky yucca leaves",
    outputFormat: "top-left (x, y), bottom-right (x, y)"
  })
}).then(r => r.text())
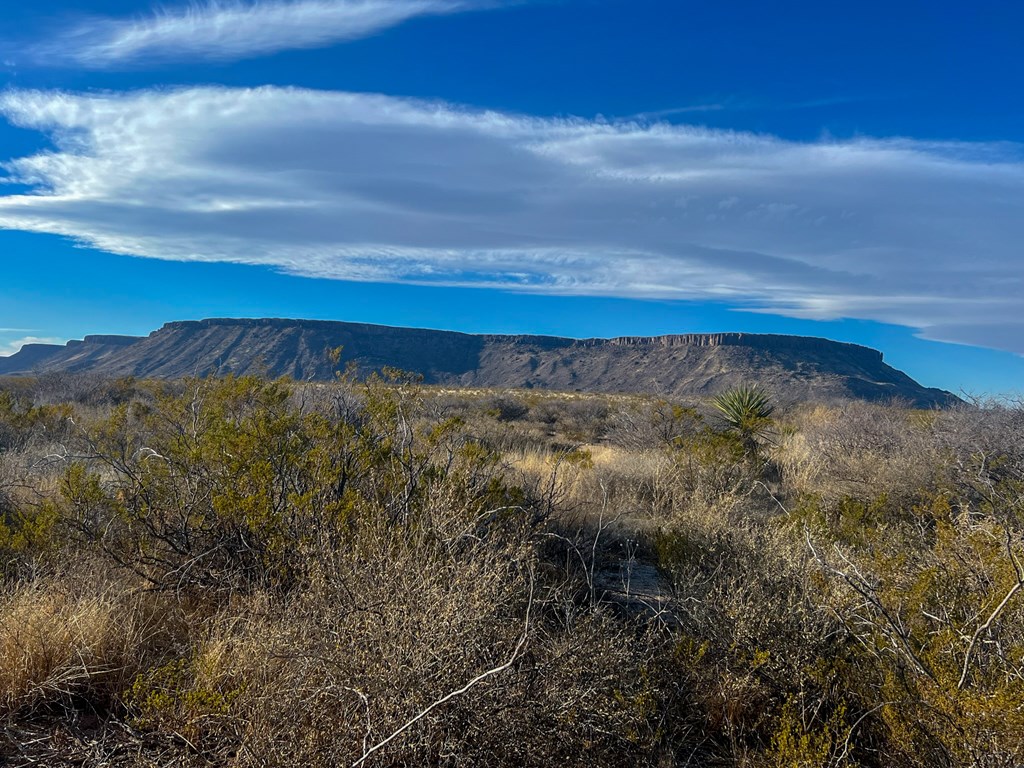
top-left (712, 385), bottom-right (775, 457)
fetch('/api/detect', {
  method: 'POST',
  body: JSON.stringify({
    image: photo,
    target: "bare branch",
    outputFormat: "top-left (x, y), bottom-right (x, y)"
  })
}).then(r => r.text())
top-left (958, 533), bottom-right (1024, 690)
top-left (351, 571), bottom-right (535, 768)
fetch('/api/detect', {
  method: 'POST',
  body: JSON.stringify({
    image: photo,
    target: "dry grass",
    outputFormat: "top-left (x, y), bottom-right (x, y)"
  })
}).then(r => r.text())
top-left (775, 401), bottom-right (945, 503)
top-left (511, 443), bottom-right (672, 519)
top-left (0, 567), bottom-right (185, 718)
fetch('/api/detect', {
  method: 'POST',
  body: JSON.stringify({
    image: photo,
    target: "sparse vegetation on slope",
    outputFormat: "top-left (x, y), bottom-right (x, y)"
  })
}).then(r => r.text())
top-left (0, 373), bottom-right (1021, 767)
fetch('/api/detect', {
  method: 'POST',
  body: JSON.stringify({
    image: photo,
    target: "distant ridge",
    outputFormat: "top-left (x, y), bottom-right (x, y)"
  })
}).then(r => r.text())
top-left (0, 318), bottom-right (957, 406)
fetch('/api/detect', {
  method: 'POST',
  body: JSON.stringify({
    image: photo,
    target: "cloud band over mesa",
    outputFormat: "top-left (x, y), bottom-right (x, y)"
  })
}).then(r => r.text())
top-left (0, 86), bottom-right (1023, 353)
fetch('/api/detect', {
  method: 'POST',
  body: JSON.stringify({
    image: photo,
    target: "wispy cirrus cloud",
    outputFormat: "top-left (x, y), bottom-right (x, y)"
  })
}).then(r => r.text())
top-left (627, 95), bottom-right (864, 122)
top-left (29, 0), bottom-right (482, 68)
top-left (0, 86), bottom-right (1022, 353)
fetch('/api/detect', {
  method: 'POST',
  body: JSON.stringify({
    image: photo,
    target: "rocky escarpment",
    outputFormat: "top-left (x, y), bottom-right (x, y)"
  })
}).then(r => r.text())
top-left (0, 318), bottom-right (957, 406)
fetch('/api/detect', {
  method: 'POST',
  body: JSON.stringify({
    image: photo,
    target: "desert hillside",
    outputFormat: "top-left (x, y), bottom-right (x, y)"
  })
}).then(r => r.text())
top-left (0, 318), bottom-right (955, 407)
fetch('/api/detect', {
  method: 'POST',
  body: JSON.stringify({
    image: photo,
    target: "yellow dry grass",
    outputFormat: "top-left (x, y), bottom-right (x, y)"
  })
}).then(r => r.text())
top-left (0, 572), bottom-right (182, 715)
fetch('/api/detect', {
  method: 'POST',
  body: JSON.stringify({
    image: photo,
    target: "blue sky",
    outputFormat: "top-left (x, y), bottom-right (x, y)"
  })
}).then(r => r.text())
top-left (1, 0), bottom-right (1023, 395)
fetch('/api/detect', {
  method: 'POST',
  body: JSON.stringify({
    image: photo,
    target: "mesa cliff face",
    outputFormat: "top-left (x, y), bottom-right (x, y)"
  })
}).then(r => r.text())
top-left (0, 318), bottom-right (957, 406)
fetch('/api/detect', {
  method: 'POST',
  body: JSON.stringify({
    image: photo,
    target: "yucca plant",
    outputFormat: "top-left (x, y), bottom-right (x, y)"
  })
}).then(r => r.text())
top-left (712, 385), bottom-right (775, 457)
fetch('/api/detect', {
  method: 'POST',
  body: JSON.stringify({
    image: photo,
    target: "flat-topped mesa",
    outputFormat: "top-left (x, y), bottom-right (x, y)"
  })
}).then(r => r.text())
top-left (163, 318), bottom-right (339, 332)
top-left (160, 319), bottom-right (576, 352)
top-left (0, 317), bottom-right (957, 407)
top-left (63, 335), bottom-right (142, 351)
top-left (160, 318), bottom-right (457, 335)
top-left (80, 335), bottom-right (140, 346)
top-left (7, 336), bottom-right (138, 355)
top-left (159, 321), bottom-right (883, 361)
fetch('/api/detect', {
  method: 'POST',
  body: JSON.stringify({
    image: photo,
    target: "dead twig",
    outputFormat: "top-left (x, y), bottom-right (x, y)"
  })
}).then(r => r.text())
top-left (351, 570), bottom-right (535, 768)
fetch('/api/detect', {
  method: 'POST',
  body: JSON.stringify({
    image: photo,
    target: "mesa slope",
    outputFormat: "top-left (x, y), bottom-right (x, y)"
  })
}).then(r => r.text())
top-left (0, 318), bottom-right (955, 406)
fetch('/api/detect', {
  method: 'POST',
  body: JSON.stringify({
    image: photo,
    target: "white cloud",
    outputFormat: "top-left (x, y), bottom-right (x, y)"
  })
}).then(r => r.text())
top-left (32, 0), bottom-right (477, 67)
top-left (1, 86), bottom-right (1023, 352)
top-left (0, 336), bottom-right (63, 357)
